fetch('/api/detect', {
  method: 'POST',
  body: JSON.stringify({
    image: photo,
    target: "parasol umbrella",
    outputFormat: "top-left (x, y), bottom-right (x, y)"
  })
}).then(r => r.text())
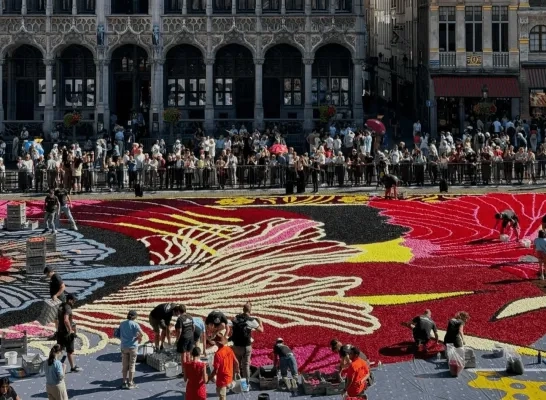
top-left (24, 140), bottom-right (44, 155)
top-left (366, 119), bottom-right (386, 135)
top-left (269, 143), bottom-right (288, 155)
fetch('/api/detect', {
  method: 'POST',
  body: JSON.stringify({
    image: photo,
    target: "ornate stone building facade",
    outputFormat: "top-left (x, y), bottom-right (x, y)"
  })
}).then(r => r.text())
top-left (518, 1), bottom-right (546, 120)
top-left (0, 0), bottom-right (366, 136)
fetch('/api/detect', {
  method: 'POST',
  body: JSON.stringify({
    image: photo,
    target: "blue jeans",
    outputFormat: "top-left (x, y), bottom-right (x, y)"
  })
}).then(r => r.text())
top-left (56, 205), bottom-right (76, 228)
top-left (279, 354), bottom-right (298, 377)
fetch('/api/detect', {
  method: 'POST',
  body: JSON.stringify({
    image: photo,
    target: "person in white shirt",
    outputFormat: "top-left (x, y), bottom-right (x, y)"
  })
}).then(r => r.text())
top-left (332, 135), bottom-right (342, 154)
top-left (0, 157), bottom-right (5, 193)
top-left (207, 137), bottom-right (216, 159)
top-left (173, 140), bottom-right (182, 155)
top-left (362, 131), bottom-right (372, 154)
top-left (20, 126), bottom-right (29, 141)
top-left (151, 140), bottom-right (161, 156)
top-left (0, 140), bottom-right (5, 159)
top-left (325, 136), bottom-right (334, 150)
top-left (343, 130), bottom-right (355, 155)
top-left (420, 133), bottom-right (429, 158)
top-left (227, 152), bottom-right (238, 186)
top-left (224, 137), bottom-right (231, 152)
top-left (389, 145), bottom-right (401, 176)
top-left (413, 120), bottom-right (421, 135)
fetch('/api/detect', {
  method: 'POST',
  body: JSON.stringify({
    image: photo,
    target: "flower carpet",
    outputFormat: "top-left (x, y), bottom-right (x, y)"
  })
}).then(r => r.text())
top-left (3, 193), bottom-right (546, 399)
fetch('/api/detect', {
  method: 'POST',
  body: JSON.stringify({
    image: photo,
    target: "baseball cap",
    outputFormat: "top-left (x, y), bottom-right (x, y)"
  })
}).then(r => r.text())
top-left (127, 310), bottom-right (138, 318)
top-left (276, 338), bottom-right (284, 343)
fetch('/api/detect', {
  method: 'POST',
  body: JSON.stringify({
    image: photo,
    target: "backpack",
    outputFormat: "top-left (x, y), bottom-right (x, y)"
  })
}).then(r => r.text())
top-left (232, 314), bottom-right (252, 345)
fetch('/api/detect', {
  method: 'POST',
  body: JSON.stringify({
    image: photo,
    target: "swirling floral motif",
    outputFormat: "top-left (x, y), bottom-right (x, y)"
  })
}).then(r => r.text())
top-left (469, 371), bottom-right (546, 399)
top-left (369, 193), bottom-right (546, 279)
top-left (75, 216), bottom-right (380, 339)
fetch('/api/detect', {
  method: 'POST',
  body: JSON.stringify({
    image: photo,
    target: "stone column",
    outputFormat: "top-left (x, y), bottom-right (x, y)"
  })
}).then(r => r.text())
top-left (508, 4), bottom-right (519, 68)
top-left (482, 5), bottom-right (492, 68)
top-left (103, 60), bottom-right (110, 130)
top-left (429, 5), bottom-right (439, 68)
top-left (22, 0), bottom-right (27, 14)
top-left (353, 59), bottom-right (364, 128)
top-left (455, 5), bottom-right (466, 68)
top-left (254, 58), bottom-right (264, 130)
top-left (46, 0), bottom-right (53, 15)
top-left (43, 59), bottom-right (55, 135)
top-left (182, 0), bottom-right (187, 14)
top-left (205, 58), bottom-right (214, 134)
top-left (7, 56), bottom-right (14, 119)
top-left (0, 0), bottom-right (3, 15)
top-left (95, 59), bottom-right (104, 132)
top-left (458, 97), bottom-right (465, 134)
top-left (281, 0), bottom-right (285, 14)
top-left (151, 59), bottom-right (165, 135)
top-left (72, 0), bottom-right (78, 14)
top-left (0, 60), bottom-right (4, 132)
top-left (303, 57), bottom-right (313, 132)
top-left (232, 0), bottom-right (236, 14)
top-left (256, 0), bottom-right (261, 15)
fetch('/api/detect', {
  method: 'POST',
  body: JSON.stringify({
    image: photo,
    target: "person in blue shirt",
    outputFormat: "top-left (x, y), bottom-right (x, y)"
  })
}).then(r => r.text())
top-left (534, 230), bottom-right (546, 280)
top-left (118, 310), bottom-right (144, 390)
top-left (45, 344), bottom-right (68, 400)
top-left (193, 316), bottom-right (207, 353)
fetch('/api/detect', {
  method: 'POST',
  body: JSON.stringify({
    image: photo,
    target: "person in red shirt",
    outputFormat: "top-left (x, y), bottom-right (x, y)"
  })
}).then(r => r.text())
top-left (209, 334), bottom-right (240, 400)
top-left (343, 346), bottom-right (370, 399)
top-left (184, 346), bottom-right (208, 400)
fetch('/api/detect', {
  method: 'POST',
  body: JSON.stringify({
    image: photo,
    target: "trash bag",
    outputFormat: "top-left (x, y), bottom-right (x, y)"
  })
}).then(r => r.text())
top-left (446, 344), bottom-right (465, 377)
top-left (232, 374), bottom-right (249, 393)
top-left (506, 348), bottom-right (525, 375)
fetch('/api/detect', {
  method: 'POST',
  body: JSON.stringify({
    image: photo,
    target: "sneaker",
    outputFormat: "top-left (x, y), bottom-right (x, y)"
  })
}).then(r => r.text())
top-left (53, 230), bottom-right (58, 234)
top-left (72, 226), bottom-right (78, 231)
top-left (127, 382), bottom-right (138, 389)
top-left (71, 366), bottom-right (82, 373)
top-left (121, 382), bottom-right (128, 390)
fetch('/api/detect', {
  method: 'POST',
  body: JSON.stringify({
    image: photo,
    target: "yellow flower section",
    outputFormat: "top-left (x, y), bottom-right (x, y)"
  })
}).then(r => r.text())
top-left (215, 197), bottom-right (255, 206)
top-left (325, 291), bottom-right (473, 306)
top-left (346, 238), bottom-right (413, 263)
top-left (469, 371), bottom-right (546, 399)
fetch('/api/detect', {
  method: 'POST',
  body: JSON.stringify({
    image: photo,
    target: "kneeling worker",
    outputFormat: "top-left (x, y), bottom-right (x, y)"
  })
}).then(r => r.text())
top-left (381, 173), bottom-right (399, 199)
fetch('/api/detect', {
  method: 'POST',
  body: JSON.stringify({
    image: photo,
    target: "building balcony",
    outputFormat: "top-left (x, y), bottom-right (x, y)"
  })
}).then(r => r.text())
top-left (439, 52), bottom-right (456, 68)
top-left (493, 52), bottom-right (509, 68)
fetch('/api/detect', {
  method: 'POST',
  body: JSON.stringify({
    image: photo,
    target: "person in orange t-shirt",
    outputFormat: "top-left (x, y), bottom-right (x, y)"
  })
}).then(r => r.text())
top-left (209, 334), bottom-right (240, 400)
top-left (343, 346), bottom-right (370, 399)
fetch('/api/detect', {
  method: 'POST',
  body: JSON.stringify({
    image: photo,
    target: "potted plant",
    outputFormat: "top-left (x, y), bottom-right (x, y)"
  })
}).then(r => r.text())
top-left (163, 107), bottom-right (182, 141)
top-left (64, 112), bottom-right (82, 143)
top-left (319, 105), bottom-right (337, 124)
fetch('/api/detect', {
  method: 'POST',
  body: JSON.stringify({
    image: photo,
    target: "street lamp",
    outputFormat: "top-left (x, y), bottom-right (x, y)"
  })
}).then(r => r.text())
top-left (482, 84), bottom-right (488, 100)
top-left (71, 94), bottom-right (79, 143)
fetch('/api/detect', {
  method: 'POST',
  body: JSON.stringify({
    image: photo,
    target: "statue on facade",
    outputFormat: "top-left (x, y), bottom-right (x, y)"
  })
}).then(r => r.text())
top-left (97, 24), bottom-right (105, 46)
top-left (152, 25), bottom-right (160, 46)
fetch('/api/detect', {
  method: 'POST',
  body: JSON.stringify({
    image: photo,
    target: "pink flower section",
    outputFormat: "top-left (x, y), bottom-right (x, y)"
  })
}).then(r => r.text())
top-left (223, 219), bottom-right (318, 252)
top-left (3, 322), bottom-right (53, 339)
top-left (251, 345), bottom-right (339, 373)
top-left (403, 238), bottom-right (440, 260)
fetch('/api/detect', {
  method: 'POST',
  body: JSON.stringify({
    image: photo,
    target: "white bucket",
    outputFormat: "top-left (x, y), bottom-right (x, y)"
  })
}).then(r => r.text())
top-left (520, 239), bottom-right (531, 248)
top-left (5, 351), bottom-right (17, 366)
top-left (164, 362), bottom-right (179, 378)
top-left (500, 234), bottom-right (510, 242)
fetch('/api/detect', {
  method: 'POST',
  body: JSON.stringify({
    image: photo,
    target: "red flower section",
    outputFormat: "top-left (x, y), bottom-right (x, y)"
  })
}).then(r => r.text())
top-left (369, 193), bottom-right (546, 279)
top-left (10, 195), bottom-right (545, 370)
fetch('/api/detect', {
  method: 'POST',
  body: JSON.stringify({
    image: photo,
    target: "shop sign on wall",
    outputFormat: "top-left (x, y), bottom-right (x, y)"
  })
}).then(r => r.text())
top-left (466, 54), bottom-right (482, 67)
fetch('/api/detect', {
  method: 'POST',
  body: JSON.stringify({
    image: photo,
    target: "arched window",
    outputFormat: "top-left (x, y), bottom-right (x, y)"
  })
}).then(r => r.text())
top-left (60, 45), bottom-right (96, 109)
top-left (530, 25), bottom-right (546, 52)
top-left (10, 45), bottom-right (45, 119)
top-left (165, 45), bottom-right (205, 108)
top-left (312, 44), bottom-right (352, 107)
top-left (264, 45), bottom-right (303, 107)
top-left (214, 44), bottom-right (254, 107)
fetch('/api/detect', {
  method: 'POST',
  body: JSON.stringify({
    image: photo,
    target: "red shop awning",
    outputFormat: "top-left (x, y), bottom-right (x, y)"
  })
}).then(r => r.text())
top-left (524, 68), bottom-right (546, 88)
top-left (432, 76), bottom-right (520, 98)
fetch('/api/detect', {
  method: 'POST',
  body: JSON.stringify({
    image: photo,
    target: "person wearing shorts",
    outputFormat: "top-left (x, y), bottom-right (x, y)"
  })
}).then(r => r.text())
top-left (149, 303), bottom-right (182, 350)
top-left (55, 188), bottom-right (78, 231)
top-left (175, 305), bottom-right (195, 368)
top-left (209, 334), bottom-right (239, 400)
top-left (193, 316), bottom-right (206, 352)
top-left (495, 210), bottom-right (520, 240)
top-left (534, 230), bottom-right (546, 279)
top-left (118, 310), bottom-right (143, 389)
top-left (56, 294), bottom-right (82, 373)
